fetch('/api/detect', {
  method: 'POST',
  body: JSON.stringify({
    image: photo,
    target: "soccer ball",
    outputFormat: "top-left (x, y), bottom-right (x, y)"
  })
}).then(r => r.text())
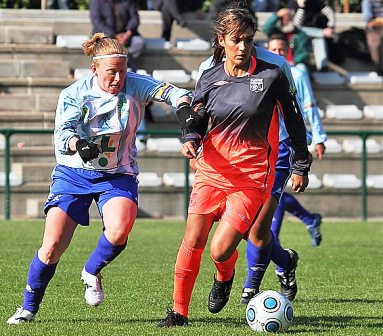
top-left (245, 290), bottom-right (293, 333)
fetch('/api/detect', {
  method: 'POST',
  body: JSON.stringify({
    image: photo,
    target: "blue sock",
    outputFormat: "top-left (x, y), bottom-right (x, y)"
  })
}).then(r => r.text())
top-left (271, 197), bottom-right (286, 239)
top-left (84, 232), bottom-right (127, 275)
top-left (243, 237), bottom-right (273, 291)
top-left (283, 193), bottom-right (313, 226)
top-left (271, 232), bottom-right (291, 273)
top-left (23, 252), bottom-right (57, 314)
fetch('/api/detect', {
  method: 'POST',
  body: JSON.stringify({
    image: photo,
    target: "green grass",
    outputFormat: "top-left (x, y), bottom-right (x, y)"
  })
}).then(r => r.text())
top-left (0, 218), bottom-right (382, 335)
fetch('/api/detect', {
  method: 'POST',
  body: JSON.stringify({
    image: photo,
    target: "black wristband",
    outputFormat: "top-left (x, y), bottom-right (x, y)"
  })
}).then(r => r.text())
top-left (76, 139), bottom-right (101, 163)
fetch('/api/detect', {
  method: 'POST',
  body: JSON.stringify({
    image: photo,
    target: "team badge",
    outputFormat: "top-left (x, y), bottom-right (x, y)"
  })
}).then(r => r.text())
top-left (250, 78), bottom-right (264, 92)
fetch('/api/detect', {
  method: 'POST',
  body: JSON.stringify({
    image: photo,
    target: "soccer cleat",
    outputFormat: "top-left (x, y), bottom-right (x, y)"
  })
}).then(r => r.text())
top-left (276, 249), bottom-right (299, 302)
top-left (307, 214), bottom-right (322, 246)
top-left (81, 267), bottom-right (105, 307)
top-left (158, 309), bottom-right (188, 328)
top-left (7, 306), bottom-right (35, 325)
top-left (208, 272), bottom-right (235, 313)
top-left (240, 288), bottom-right (259, 305)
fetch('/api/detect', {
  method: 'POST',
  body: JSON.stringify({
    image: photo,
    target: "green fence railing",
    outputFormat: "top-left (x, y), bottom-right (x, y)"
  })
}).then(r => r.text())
top-left (1, 128), bottom-right (382, 221)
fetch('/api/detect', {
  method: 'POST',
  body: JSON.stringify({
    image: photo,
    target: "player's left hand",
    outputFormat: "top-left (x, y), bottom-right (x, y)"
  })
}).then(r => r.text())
top-left (291, 174), bottom-right (309, 193)
top-left (315, 143), bottom-right (326, 160)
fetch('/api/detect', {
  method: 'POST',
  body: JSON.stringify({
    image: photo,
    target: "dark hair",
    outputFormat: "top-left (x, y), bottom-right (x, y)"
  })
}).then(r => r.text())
top-left (211, 1), bottom-right (258, 64)
top-left (268, 33), bottom-right (288, 45)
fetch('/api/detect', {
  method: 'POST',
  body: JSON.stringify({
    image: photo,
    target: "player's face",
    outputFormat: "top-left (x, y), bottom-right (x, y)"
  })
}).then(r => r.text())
top-left (92, 57), bottom-right (128, 95)
top-left (268, 39), bottom-right (288, 57)
top-left (219, 27), bottom-right (254, 69)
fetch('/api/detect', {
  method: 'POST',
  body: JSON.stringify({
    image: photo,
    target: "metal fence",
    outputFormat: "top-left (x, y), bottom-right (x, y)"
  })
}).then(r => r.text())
top-left (1, 128), bottom-right (382, 220)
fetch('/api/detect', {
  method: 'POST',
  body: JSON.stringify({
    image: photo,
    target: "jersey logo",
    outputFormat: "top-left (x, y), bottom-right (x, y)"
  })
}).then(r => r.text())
top-left (250, 78), bottom-right (264, 92)
top-left (213, 80), bottom-right (229, 86)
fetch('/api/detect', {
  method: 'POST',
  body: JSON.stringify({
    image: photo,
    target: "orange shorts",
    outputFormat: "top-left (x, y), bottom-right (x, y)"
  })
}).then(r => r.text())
top-left (188, 181), bottom-right (267, 234)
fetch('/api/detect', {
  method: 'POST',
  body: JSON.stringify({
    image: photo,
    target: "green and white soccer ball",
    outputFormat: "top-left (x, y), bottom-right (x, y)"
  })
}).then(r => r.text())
top-left (246, 290), bottom-right (293, 333)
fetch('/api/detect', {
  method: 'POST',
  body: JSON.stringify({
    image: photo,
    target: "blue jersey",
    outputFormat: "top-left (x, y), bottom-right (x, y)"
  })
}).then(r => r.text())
top-left (290, 67), bottom-right (327, 144)
top-left (54, 72), bottom-right (192, 174)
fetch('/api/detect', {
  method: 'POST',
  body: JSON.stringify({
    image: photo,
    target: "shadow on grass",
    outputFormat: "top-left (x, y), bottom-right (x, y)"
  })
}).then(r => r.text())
top-left (298, 298), bottom-right (383, 304)
top-left (41, 316), bottom-right (245, 328)
top-left (293, 315), bottom-right (383, 333)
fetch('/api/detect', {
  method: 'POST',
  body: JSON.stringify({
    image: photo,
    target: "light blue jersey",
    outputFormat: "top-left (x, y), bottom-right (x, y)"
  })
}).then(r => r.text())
top-left (54, 72), bottom-right (192, 174)
top-left (196, 46), bottom-right (312, 144)
top-left (290, 67), bottom-right (327, 144)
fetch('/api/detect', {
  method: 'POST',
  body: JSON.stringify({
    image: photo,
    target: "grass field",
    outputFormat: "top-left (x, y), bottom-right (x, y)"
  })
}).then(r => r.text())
top-left (0, 218), bottom-right (382, 336)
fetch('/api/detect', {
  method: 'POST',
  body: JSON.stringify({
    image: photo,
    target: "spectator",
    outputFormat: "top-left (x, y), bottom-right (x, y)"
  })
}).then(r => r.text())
top-left (252, 0), bottom-right (279, 12)
top-left (362, 0), bottom-right (383, 75)
top-left (288, 0), bottom-right (336, 70)
top-left (155, 0), bottom-right (203, 42)
top-left (89, 0), bottom-right (145, 66)
top-left (136, 0), bottom-right (154, 10)
top-left (262, 7), bottom-right (310, 73)
top-left (47, 0), bottom-right (77, 9)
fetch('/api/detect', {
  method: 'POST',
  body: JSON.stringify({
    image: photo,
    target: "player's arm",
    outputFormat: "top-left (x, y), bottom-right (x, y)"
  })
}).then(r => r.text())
top-left (296, 71), bottom-right (327, 159)
top-left (277, 72), bottom-right (311, 192)
top-left (54, 92), bottom-right (101, 162)
top-left (177, 78), bottom-right (209, 159)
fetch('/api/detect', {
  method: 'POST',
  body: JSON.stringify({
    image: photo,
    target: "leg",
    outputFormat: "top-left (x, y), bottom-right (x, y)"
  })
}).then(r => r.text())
top-left (127, 35), bottom-right (145, 60)
top-left (7, 207), bottom-right (77, 324)
top-left (242, 139), bottom-right (299, 303)
top-left (301, 26), bottom-right (328, 70)
top-left (282, 192), bottom-right (322, 246)
top-left (83, 197), bottom-right (137, 276)
top-left (270, 194), bottom-right (287, 240)
top-left (82, 178), bottom-right (138, 307)
top-left (242, 197), bottom-right (276, 298)
top-left (208, 219), bottom-right (242, 313)
top-left (159, 212), bottom-right (215, 327)
top-left (160, 0), bottom-right (183, 41)
top-left (173, 213), bottom-right (215, 317)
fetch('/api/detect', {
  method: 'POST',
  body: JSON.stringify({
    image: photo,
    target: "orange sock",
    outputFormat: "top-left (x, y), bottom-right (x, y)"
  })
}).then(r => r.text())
top-left (212, 249), bottom-right (238, 282)
top-left (173, 239), bottom-right (204, 318)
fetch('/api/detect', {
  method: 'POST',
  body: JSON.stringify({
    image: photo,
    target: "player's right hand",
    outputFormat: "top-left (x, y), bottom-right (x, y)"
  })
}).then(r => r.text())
top-left (181, 141), bottom-right (198, 159)
top-left (76, 139), bottom-right (101, 163)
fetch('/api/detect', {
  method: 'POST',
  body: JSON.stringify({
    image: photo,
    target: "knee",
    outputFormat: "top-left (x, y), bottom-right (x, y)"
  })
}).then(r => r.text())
top-left (105, 228), bottom-right (129, 246)
top-left (39, 244), bottom-right (60, 264)
top-left (210, 241), bottom-right (231, 262)
top-left (248, 225), bottom-right (271, 247)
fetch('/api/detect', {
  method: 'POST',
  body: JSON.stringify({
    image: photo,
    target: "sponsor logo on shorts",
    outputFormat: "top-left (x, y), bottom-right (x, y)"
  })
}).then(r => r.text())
top-left (238, 212), bottom-right (251, 225)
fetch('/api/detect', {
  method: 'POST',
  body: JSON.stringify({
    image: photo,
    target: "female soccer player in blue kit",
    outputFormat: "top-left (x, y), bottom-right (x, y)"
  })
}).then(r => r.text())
top-left (7, 32), bottom-right (193, 325)
top-left (159, 2), bottom-right (311, 327)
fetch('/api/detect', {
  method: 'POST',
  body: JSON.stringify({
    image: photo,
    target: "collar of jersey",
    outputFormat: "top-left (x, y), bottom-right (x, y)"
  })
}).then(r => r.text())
top-left (224, 56), bottom-right (257, 77)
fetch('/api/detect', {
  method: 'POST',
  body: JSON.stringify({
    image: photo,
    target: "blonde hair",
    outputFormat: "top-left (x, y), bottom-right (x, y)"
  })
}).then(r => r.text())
top-left (82, 33), bottom-right (128, 62)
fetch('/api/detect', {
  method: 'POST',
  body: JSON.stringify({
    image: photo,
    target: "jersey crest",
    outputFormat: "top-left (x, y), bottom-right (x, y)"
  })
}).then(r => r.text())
top-left (250, 78), bottom-right (264, 92)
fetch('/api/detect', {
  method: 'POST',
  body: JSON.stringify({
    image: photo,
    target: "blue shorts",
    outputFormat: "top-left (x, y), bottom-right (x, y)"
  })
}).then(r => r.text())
top-left (44, 165), bottom-right (138, 226)
top-left (271, 138), bottom-right (294, 202)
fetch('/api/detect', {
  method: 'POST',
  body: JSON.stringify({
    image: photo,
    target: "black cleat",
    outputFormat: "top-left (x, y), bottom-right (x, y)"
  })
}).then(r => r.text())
top-left (208, 272), bottom-right (235, 313)
top-left (240, 288), bottom-right (258, 305)
top-left (158, 309), bottom-right (188, 328)
top-left (276, 249), bottom-right (299, 301)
